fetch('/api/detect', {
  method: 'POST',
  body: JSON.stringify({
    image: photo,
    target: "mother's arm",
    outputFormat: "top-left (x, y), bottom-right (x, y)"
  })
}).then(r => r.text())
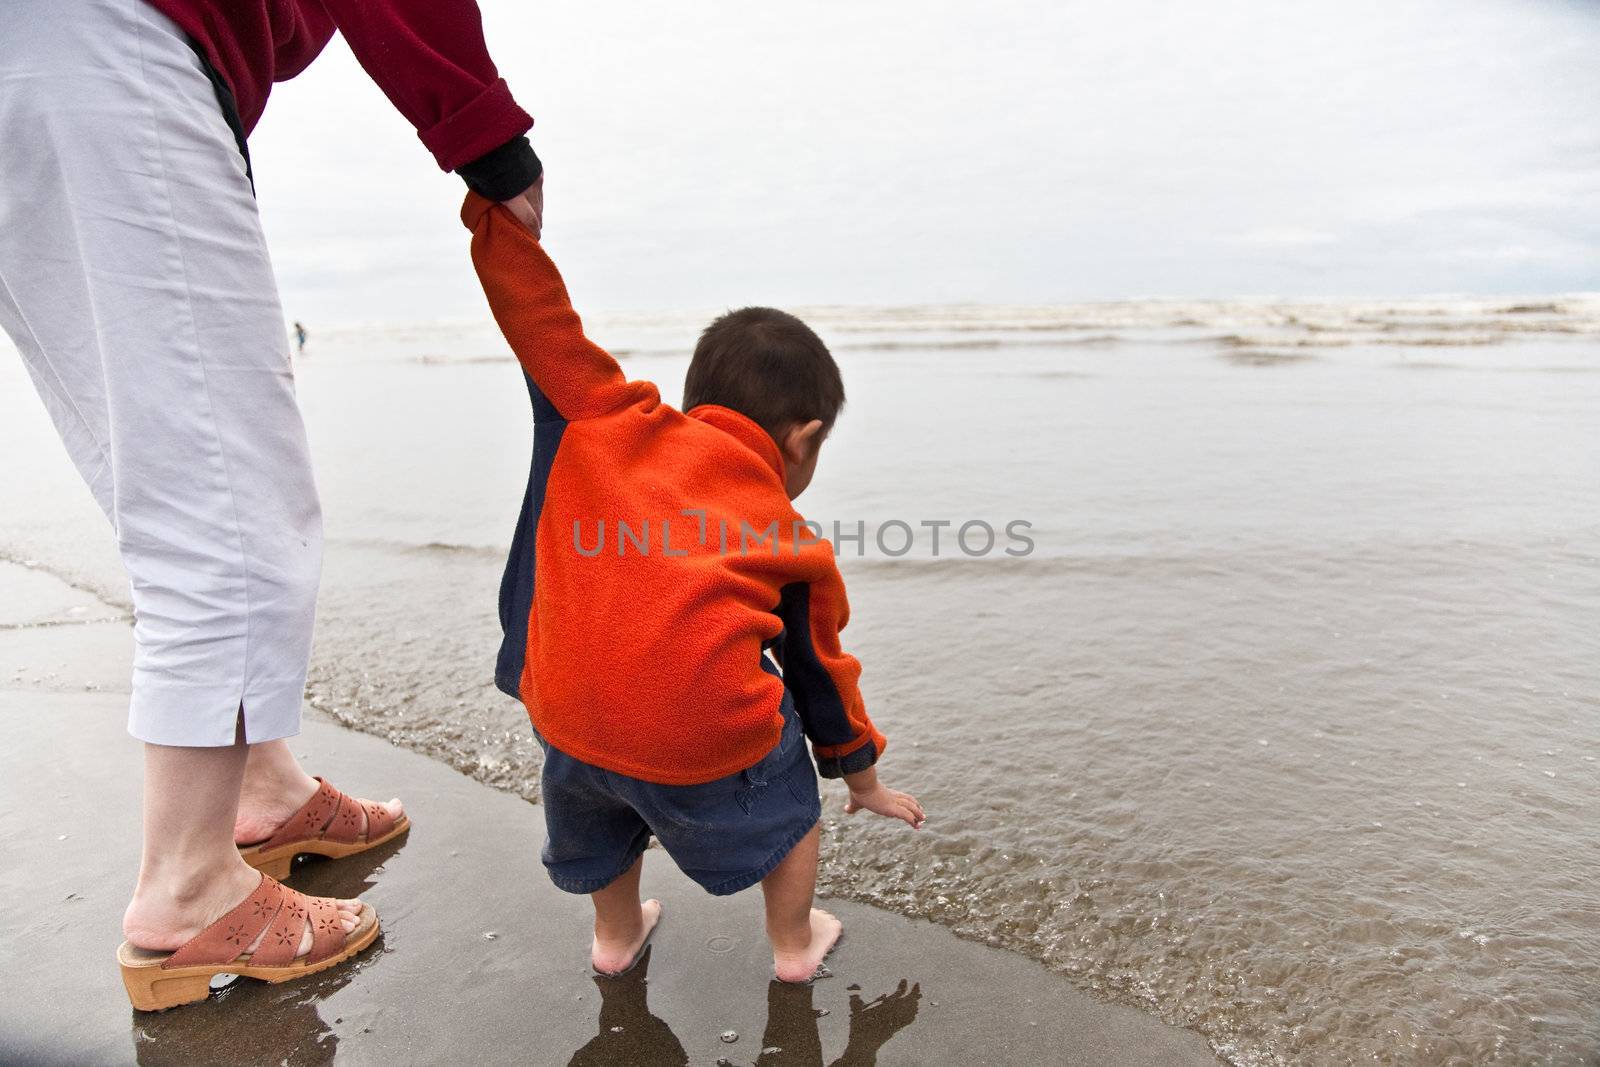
top-left (315, 0), bottom-right (544, 228)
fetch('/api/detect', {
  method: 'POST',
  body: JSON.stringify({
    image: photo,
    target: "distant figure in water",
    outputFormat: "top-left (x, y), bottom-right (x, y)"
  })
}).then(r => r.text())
top-left (465, 195), bottom-right (925, 984)
top-left (293, 321), bottom-right (308, 356)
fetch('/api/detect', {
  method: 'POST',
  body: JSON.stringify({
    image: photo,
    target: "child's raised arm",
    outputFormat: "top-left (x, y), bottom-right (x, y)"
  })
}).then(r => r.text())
top-left (462, 192), bottom-right (650, 422)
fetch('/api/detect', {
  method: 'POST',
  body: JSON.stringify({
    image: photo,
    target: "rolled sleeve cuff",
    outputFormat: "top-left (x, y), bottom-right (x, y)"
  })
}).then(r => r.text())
top-left (813, 728), bottom-right (887, 779)
top-left (457, 135), bottom-right (543, 201)
top-left (417, 78), bottom-right (534, 172)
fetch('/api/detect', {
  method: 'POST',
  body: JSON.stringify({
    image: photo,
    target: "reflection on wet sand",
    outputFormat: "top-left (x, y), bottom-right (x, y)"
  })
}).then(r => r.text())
top-left (567, 948), bottom-right (687, 1066)
top-left (754, 978), bottom-right (921, 1067)
top-left (130, 834), bottom-right (409, 1067)
top-left (567, 949), bottom-right (920, 1067)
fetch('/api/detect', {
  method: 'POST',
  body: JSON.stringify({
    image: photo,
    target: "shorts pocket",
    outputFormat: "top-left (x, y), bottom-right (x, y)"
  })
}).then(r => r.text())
top-left (785, 766), bottom-right (820, 810)
top-left (743, 708), bottom-right (800, 788)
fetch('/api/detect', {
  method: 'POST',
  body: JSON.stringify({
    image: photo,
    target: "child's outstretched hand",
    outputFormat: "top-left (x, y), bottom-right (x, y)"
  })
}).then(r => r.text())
top-left (842, 767), bottom-right (925, 829)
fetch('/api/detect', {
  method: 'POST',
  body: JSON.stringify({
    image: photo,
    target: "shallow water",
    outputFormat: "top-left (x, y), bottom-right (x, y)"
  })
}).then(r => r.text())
top-left (4, 297), bottom-right (1599, 1063)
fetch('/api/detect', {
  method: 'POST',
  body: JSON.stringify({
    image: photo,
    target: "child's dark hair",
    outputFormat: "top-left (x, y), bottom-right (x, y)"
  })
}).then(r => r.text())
top-left (683, 307), bottom-right (845, 441)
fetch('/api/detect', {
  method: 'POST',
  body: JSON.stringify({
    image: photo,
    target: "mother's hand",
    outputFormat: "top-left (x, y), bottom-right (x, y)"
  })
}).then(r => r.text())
top-left (499, 173), bottom-right (544, 238)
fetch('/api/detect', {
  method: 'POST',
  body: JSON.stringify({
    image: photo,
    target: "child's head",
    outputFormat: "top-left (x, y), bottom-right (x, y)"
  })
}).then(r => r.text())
top-left (684, 307), bottom-right (844, 499)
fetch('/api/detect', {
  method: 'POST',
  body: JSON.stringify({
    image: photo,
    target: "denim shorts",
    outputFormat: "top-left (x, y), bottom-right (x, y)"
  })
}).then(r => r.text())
top-left (535, 694), bottom-right (823, 897)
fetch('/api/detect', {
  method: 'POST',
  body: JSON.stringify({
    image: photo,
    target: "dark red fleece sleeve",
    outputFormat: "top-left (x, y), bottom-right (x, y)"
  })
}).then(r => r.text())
top-left (316, 0), bottom-right (535, 173)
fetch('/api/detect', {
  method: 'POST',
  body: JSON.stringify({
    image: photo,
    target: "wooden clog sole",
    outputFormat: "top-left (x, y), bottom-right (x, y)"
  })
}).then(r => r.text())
top-left (117, 903), bottom-right (379, 1011)
top-left (239, 814), bottom-right (410, 879)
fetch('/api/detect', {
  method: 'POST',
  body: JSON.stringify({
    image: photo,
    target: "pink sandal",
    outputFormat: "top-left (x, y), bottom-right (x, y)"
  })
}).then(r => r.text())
top-left (117, 871), bottom-right (379, 1011)
top-left (238, 777), bottom-right (410, 879)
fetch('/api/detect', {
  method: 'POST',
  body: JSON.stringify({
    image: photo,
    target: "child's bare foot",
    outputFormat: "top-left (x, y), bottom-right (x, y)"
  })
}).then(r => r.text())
top-left (592, 898), bottom-right (662, 975)
top-left (772, 907), bottom-right (843, 983)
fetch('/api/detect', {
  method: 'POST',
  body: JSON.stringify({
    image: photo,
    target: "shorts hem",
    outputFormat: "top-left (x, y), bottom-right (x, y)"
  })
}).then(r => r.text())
top-left (546, 841), bottom-right (652, 896)
top-left (700, 808), bottom-right (821, 897)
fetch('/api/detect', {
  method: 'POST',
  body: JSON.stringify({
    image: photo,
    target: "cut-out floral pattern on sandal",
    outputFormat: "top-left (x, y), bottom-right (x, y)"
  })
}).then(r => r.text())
top-left (235, 777), bottom-right (409, 881)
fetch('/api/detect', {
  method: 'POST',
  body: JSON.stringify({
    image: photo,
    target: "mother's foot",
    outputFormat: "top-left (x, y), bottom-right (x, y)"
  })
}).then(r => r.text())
top-left (123, 863), bottom-right (362, 955)
top-left (593, 898), bottom-right (662, 975)
top-left (772, 908), bottom-right (843, 983)
top-left (233, 772), bottom-right (402, 846)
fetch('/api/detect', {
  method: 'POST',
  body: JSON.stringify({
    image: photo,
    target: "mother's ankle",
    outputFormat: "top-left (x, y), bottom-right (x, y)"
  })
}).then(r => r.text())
top-left (241, 740), bottom-right (318, 797)
top-left (134, 852), bottom-right (255, 907)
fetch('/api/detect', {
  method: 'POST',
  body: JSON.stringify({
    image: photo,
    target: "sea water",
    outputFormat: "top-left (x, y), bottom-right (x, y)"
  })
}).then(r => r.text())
top-left (3, 297), bottom-right (1597, 1063)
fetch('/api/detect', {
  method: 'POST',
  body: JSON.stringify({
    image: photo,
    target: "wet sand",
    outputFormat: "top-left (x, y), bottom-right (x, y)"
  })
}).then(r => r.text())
top-left (7, 298), bottom-right (1599, 1062)
top-left (0, 561), bottom-right (1218, 1066)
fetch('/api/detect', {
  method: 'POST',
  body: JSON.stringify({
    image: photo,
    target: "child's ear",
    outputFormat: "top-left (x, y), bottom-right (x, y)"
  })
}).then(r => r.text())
top-left (781, 419), bottom-right (826, 466)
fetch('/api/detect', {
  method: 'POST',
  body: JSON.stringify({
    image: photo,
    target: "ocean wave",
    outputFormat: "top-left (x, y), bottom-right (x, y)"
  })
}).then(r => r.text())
top-left (1391, 361), bottom-right (1600, 375)
top-left (0, 546), bottom-right (132, 614)
top-left (343, 295), bottom-right (1600, 366)
top-left (1220, 350), bottom-right (1317, 367)
top-left (1499, 302), bottom-right (1566, 314)
top-left (837, 333), bottom-right (1125, 352)
top-left (1211, 332), bottom-right (1511, 350)
top-left (329, 536), bottom-right (506, 560)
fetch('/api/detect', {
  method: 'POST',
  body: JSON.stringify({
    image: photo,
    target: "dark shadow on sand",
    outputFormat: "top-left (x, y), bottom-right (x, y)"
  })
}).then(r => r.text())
top-left (130, 833), bottom-right (410, 1067)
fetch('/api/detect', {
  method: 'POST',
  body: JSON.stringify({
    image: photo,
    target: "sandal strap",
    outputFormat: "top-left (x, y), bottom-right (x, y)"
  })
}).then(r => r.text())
top-left (305, 894), bottom-right (348, 964)
top-left (257, 777), bottom-right (341, 852)
top-left (162, 872), bottom-right (283, 969)
top-left (250, 883), bottom-right (313, 967)
top-left (323, 789), bottom-right (367, 845)
top-left (254, 885), bottom-right (348, 967)
top-left (362, 799), bottom-right (397, 841)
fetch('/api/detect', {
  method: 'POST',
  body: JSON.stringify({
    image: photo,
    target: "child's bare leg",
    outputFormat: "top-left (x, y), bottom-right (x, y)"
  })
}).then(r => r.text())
top-left (590, 854), bottom-right (662, 975)
top-left (762, 824), bottom-right (842, 983)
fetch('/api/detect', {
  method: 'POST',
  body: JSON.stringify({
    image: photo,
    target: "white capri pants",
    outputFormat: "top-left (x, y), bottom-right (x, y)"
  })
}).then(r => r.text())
top-left (0, 0), bottom-right (321, 746)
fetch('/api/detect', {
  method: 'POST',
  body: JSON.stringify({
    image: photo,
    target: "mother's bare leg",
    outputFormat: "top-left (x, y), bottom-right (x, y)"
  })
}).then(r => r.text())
top-left (123, 725), bottom-right (362, 955)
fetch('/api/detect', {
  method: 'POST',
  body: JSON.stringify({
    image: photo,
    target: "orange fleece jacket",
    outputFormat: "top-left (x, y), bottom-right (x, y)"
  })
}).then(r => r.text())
top-left (463, 193), bottom-right (886, 786)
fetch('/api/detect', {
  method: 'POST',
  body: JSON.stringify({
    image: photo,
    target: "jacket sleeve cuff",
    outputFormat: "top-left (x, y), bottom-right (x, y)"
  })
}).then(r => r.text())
top-left (813, 731), bottom-right (885, 779)
top-left (417, 78), bottom-right (533, 172)
top-left (457, 136), bottom-right (543, 201)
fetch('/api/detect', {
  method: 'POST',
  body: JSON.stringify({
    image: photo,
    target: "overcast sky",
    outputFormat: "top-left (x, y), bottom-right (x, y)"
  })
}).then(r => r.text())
top-left (250, 0), bottom-right (1600, 324)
